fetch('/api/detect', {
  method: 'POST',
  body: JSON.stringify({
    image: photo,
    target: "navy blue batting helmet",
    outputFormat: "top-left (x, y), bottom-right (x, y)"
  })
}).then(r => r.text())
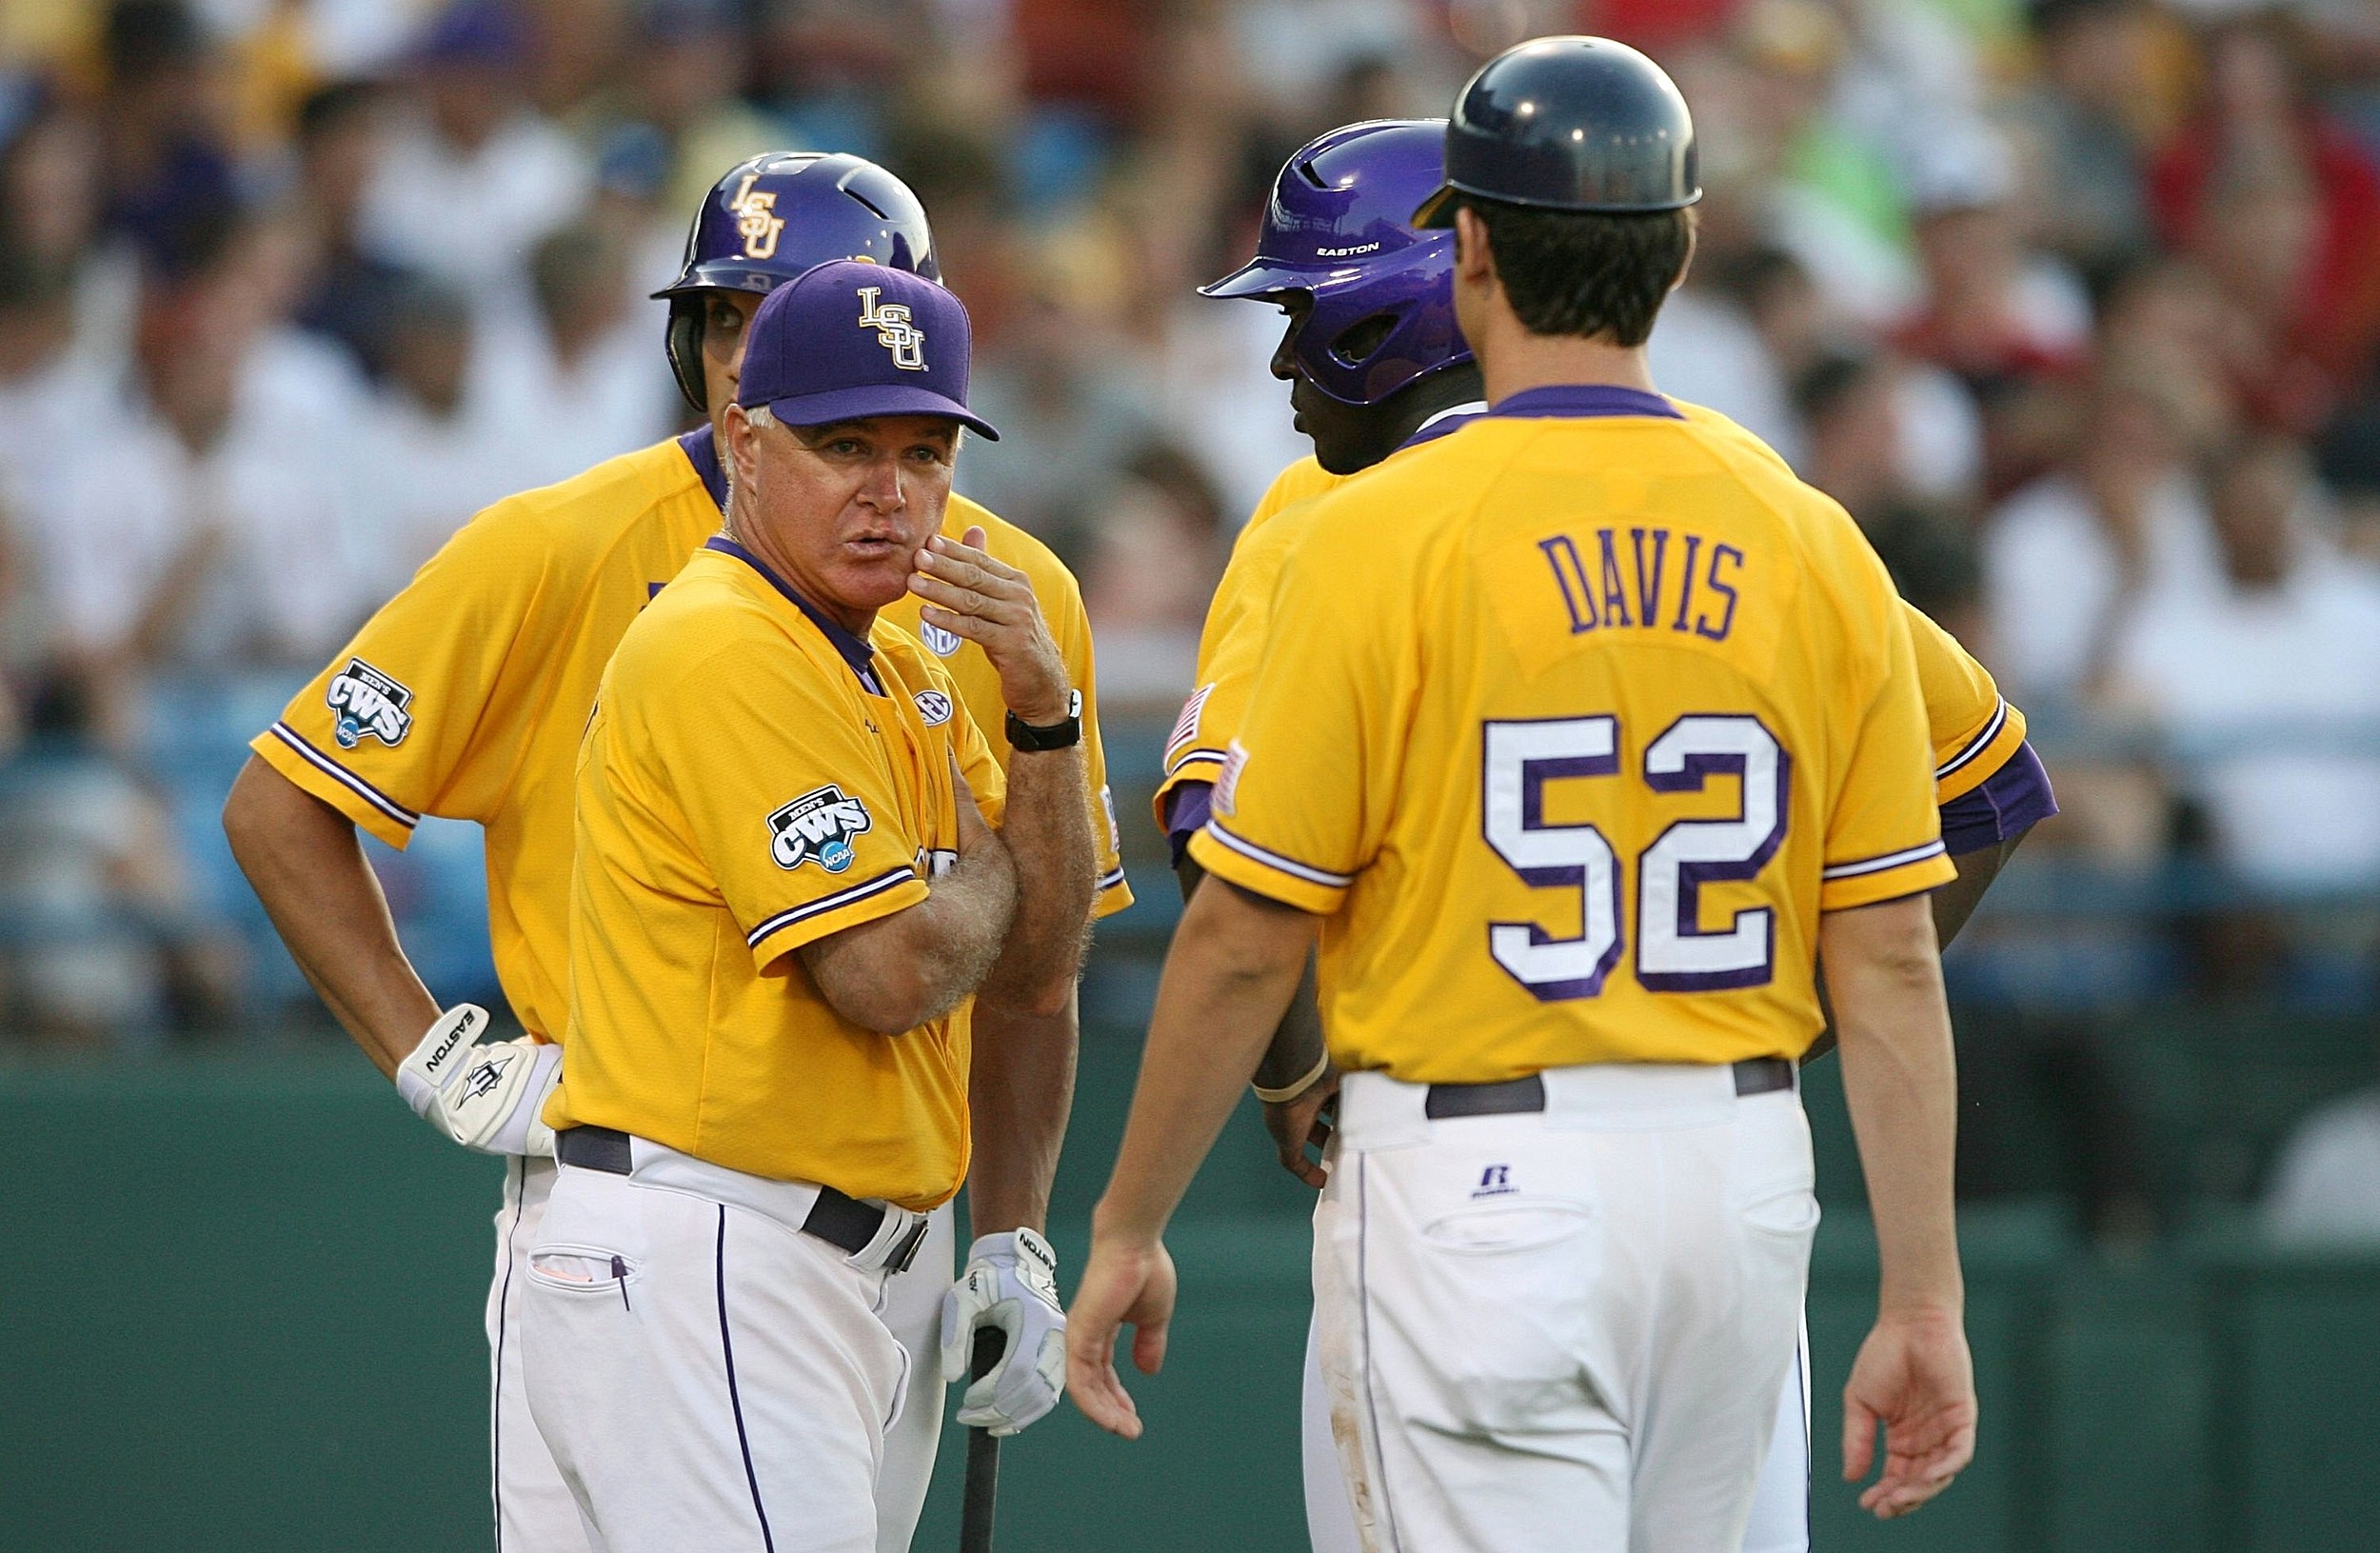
top-left (1200, 119), bottom-right (1470, 407)
top-left (656, 151), bottom-right (940, 411)
top-left (1412, 36), bottom-right (1699, 227)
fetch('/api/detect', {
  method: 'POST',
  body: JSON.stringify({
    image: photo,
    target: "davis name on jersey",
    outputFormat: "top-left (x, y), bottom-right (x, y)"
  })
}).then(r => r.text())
top-left (770, 786), bottom-right (874, 873)
top-left (1539, 527), bottom-right (1745, 640)
top-left (326, 658), bottom-right (415, 749)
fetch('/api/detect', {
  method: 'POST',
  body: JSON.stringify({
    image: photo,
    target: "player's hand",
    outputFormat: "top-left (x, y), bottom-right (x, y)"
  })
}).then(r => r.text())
top-left (1064, 1229), bottom-right (1178, 1440)
top-left (908, 528), bottom-right (1071, 727)
top-left (940, 1227), bottom-right (1068, 1437)
top-left (393, 1005), bottom-right (563, 1157)
top-left (1261, 1069), bottom-right (1340, 1190)
top-left (1842, 1305), bottom-right (1977, 1519)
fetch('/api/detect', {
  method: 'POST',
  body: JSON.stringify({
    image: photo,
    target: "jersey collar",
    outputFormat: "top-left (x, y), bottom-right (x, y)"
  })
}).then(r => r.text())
top-left (679, 425), bottom-right (729, 512)
top-left (1397, 399), bottom-right (1489, 452)
top-left (703, 536), bottom-right (884, 694)
top-left (1488, 384), bottom-right (1684, 422)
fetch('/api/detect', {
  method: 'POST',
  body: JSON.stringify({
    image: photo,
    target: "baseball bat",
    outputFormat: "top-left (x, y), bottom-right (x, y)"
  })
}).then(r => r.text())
top-left (959, 1326), bottom-right (1004, 1553)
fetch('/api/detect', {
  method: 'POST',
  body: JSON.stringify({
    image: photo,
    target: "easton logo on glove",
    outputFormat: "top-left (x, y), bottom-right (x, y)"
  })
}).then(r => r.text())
top-left (463, 1050), bottom-right (514, 1100)
top-left (417, 1005), bottom-right (482, 1080)
top-left (768, 785), bottom-right (873, 873)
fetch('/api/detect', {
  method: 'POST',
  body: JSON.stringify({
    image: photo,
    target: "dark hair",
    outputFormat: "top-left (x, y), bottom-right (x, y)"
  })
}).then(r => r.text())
top-left (1460, 195), bottom-right (1692, 347)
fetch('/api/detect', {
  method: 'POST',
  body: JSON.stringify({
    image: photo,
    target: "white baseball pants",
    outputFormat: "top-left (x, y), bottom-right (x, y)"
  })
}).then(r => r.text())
top-left (1309, 1063), bottom-right (1817, 1553)
top-left (506, 1145), bottom-right (953, 1553)
top-left (1300, 1299), bottom-right (1815, 1552)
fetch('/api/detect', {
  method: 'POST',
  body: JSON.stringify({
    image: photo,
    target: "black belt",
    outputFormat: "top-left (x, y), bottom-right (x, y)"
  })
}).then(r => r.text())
top-left (555, 1125), bottom-right (926, 1271)
top-left (1423, 1056), bottom-right (1795, 1120)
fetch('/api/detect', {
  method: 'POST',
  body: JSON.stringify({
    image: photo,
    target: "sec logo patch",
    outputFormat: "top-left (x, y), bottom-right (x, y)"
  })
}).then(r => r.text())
top-left (914, 689), bottom-right (953, 726)
top-left (921, 622), bottom-right (962, 657)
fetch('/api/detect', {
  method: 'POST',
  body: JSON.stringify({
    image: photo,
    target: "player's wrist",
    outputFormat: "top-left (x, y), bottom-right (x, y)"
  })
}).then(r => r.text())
top-left (395, 1004), bottom-right (490, 1116)
top-left (1089, 1196), bottom-right (1167, 1250)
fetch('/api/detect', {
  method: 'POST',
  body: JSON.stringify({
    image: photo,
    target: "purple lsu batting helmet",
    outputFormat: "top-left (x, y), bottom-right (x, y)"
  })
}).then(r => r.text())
top-left (1200, 119), bottom-right (1471, 407)
top-left (654, 151), bottom-right (940, 411)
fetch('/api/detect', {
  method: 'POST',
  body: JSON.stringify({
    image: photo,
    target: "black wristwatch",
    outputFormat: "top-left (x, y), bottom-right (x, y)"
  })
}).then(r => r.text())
top-left (1005, 688), bottom-right (1083, 751)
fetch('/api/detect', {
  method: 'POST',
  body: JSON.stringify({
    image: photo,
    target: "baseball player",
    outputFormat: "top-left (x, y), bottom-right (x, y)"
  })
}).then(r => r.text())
top-left (221, 153), bottom-right (1121, 1553)
top-left (1070, 37), bottom-right (1978, 1549)
top-left (1160, 119), bottom-right (2055, 1552)
top-left (522, 261), bottom-right (1083, 1553)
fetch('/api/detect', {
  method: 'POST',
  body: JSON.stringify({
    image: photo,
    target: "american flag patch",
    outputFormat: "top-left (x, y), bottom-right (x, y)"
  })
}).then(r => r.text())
top-left (1167, 683), bottom-right (1215, 756)
top-left (1216, 739), bottom-right (1250, 817)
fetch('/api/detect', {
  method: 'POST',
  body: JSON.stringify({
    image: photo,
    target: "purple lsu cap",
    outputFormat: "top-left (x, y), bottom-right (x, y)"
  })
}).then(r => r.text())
top-left (735, 260), bottom-right (999, 439)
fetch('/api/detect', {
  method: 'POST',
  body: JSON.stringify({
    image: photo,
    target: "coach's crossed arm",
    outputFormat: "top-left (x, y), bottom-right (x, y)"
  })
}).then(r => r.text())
top-left (913, 528), bottom-right (1097, 1438)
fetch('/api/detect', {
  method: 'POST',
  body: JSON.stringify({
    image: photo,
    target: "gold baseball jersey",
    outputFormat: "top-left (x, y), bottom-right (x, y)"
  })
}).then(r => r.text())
top-left (550, 539), bottom-right (1004, 1207)
top-left (252, 428), bottom-right (1125, 1045)
top-left (1159, 405), bottom-right (2024, 823)
top-left (1186, 388), bottom-right (1956, 1083)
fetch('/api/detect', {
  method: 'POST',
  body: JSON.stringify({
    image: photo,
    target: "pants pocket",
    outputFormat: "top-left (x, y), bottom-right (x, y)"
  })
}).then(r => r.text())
top-left (1400, 1200), bottom-right (1602, 1432)
top-left (526, 1242), bottom-right (643, 1298)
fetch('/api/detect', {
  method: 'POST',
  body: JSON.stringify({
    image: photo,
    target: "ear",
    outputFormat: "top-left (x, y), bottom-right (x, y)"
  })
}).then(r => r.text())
top-left (1454, 207), bottom-right (1496, 288)
top-left (1671, 214), bottom-right (1698, 295)
top-left (722, 402), bottom-right (757, 486)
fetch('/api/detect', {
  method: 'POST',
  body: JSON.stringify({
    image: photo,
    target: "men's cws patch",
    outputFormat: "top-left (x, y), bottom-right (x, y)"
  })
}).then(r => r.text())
top-left (770, 786), bottom-right (874, 872)
top-left (1188, 388), bottom-right (1956, 1085)
top-left (326, 659), bottom-right (414, 749)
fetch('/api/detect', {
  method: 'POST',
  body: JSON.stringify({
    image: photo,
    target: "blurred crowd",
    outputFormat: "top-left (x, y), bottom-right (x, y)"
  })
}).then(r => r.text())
top-left (0, 0), bottom-right (2375, 1230)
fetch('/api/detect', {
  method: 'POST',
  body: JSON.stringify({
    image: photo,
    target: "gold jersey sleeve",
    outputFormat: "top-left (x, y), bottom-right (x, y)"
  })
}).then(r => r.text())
top-left (879, 494), bottom-right (1133, 916)
top-left (1188, 406), bottom-right (1954, 1082)
top-left (1156, 464), bottom-right (1342, 820)
top-left (1671, 400), bottom-right (2028, 800)
top-left (551, 546), bottom-right (998, 1208)
top-left (248, 437), bottom-right (725, 1040)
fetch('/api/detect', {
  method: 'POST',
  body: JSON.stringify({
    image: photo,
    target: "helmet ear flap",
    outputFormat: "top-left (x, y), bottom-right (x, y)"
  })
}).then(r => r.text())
top-left (666, 297), bottom-right (707, 413)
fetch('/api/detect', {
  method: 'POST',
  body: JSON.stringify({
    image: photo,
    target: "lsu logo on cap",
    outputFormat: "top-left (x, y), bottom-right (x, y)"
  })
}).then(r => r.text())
top-left (920, 621), bottom-right (962, 656)
top-left (768, 785), bottom-right (873, 873)
top-left (857, 286), bottom-right (925, 370)
top-left (326, 659), bottom-right (414, 749)
top-left (914, 689), bottom-right (953, 727)
top-left (729, 173), bottom-right (783, 260)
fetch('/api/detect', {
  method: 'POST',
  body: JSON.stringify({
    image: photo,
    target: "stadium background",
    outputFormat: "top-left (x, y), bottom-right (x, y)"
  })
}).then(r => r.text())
top-left (2, 0), bottom-right (2378, 1547)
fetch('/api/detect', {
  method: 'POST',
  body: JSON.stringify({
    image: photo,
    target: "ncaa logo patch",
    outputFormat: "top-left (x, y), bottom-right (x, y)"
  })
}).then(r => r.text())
top-left (920, 621), bottom-right (962, 657)
top-left (768, 785), bottom-right (873, 873)
top-left (326, 659), bottom-right (414, 749)
top-left (856, 286), bottom-right (926, 371)
top-left (914, 689), bottom-right (953, 727)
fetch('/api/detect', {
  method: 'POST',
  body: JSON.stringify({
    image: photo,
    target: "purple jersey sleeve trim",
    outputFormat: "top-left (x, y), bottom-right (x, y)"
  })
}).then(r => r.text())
top-left (1164, 781), bottom-right (1215, 868)
top-left (1937, 740), bottom-right (2057, 857)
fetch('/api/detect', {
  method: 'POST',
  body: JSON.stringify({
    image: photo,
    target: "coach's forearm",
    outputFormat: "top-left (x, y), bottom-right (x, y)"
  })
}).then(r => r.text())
top-left (802, 836), bottom-right (1018, 1035)
top-left (222, 756), bottom-right (440, 1075)
top-left (980, 745), bottom-right (1095, 1014)
top-left (966, 988), bottom-right (1080, 1237)
top-left (1095, 882), bottom-right (1317, 1243)
top-left (1824, 894), bottom-right (1964, 1316)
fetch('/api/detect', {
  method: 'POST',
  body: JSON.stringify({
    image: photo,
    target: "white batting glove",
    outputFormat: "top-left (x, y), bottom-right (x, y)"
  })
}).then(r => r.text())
top-left (940, 1227), bottom-right (1068, 1436)
top-left (393, 1005), bottom-right (562, 1158)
